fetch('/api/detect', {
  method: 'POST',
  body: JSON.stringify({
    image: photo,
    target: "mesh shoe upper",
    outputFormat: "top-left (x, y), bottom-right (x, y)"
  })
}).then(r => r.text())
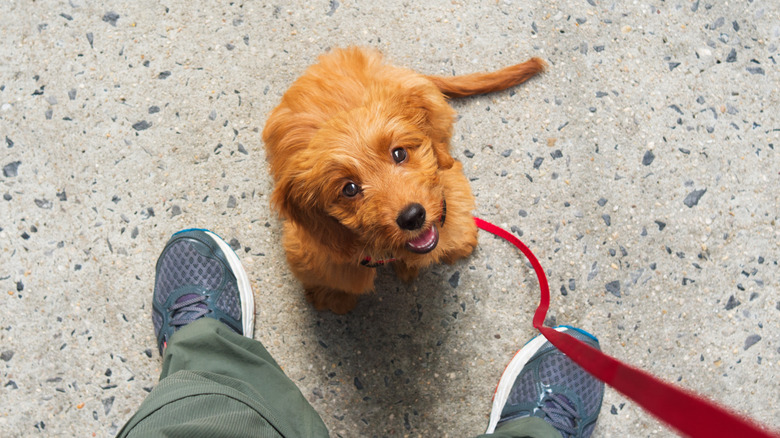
top-left (154, 239), bottom-right (224, 304)
top-left (151, 230), bottom-right (252, 355)
top-left (494, 327), bottom-right (605, 438)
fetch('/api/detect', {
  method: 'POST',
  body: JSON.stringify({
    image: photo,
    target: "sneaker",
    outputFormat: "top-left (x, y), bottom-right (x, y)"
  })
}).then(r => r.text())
top-left (152, 229), bottom-right (255, 355)
top-left (486, 326), bottom-right (604, 437)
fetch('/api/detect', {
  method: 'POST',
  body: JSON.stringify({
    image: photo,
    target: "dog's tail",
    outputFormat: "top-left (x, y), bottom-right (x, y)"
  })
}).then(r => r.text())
top-left (426, 57), bottom-right (546, 98)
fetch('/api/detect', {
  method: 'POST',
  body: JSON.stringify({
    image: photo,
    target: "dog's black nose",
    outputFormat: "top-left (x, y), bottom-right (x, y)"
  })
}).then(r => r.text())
top-left (397, 203), bottom-right (426, 230)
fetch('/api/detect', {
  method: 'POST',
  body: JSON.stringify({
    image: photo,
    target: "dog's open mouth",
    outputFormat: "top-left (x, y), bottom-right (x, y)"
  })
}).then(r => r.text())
top-left (405, 224), bottom-right (439, 254)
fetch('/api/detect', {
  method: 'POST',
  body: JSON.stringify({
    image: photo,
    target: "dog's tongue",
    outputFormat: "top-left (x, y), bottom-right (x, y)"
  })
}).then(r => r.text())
top-left (405, 225), bottom-right (439, 254)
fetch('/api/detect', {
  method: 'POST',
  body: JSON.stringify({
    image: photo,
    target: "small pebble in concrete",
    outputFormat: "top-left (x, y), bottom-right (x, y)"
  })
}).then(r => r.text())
top-left (743, 334), bottom-right (761, 350)
top-left (102, 12), bottom-right (120, 26)
top-left (448, 271), bottom-right (460, 288)
top-left (102, 396), bottom-right (115, 415)
top-left (683, 189), bottom-right (706, 207)
top-left (3, 161), bottom-right (21, 177)
top-left (726, 48), bottom-right (737, 63)
top-left (35, 199), bottom-right (52, 209)
top-left (327, 0), bottom-right (340, 16)
top-left (132, 121), bottom-right (151, 131)
top-left (642, 150), bottom-right (655, 166)
top-left (726, 295), bottom-right (742, 310)
top-left (605, 281), bottom-right (620, 297)
top-left (588, 262), bottom-right (599, 281)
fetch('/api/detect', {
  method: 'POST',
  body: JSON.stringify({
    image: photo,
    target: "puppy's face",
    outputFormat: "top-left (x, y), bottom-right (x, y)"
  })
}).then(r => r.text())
top-left (275, 103), bottom-right (449, 260)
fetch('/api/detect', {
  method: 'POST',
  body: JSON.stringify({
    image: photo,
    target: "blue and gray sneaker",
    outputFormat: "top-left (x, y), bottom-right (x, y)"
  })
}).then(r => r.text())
top-left (486, 326), bottom-right (604, 437)
top-left (152, 229), bottom-right (255, 355)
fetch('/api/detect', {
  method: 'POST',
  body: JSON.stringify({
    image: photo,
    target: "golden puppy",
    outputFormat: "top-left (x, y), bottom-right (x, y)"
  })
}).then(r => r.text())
top-left (263, 47), bottom-right (544, 313)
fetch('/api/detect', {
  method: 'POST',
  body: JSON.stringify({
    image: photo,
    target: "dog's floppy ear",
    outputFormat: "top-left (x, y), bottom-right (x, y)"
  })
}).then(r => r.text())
top-left (398, 84), bottom-right (457, 170)
top-left (430, 141), bottom-right (455, 170)
top-left (264, 108), bottom-right (329, 225)
top-left (270, 168), bottom-right (322, 227)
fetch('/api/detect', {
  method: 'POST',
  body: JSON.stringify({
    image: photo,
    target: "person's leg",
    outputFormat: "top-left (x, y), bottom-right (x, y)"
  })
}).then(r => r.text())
top-left (117, 229), bottom-right (328, 438)
top-left (477, 326), bottom-right (605, 438)
top-left (476, 416), bottom-right (562, 438)
top-left (119, 319), bottom-right (328, 437)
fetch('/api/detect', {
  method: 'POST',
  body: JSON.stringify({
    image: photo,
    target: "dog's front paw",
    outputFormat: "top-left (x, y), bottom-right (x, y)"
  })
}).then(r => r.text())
top-left (441, 222), bottom-right (478, 265)
top-left (305, 286), bottom-right (360, 314)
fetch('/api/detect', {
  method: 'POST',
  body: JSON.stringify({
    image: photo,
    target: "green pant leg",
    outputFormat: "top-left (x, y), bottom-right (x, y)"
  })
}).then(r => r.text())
top-left (474, 417), bottom-right (563, 438)
top-left (117, 318), bottom-right (328, 438)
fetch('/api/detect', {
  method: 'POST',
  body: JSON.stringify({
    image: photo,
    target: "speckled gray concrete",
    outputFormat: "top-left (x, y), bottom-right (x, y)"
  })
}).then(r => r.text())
top-left (1, 0), bottom-right (778, 436)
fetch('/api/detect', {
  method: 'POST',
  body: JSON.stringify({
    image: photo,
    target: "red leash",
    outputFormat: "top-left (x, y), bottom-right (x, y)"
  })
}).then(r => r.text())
top-left (474, 217), bottom-right (779, 438)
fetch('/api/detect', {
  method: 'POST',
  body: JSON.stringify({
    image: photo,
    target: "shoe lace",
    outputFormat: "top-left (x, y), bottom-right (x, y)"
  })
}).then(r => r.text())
top-left (169, 294), bottom-right (210, 327)
top-left (539, 393), bottom-right (580, 437)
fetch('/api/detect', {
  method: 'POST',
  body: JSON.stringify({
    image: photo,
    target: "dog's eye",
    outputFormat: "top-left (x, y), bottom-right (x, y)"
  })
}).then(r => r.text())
top-left (391, 147), bottom-right (407, 164)
top-left (342, 182), bottom-right (361, 198)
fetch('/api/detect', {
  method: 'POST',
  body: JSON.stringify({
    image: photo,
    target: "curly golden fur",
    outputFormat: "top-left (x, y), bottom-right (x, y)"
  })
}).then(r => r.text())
top-left (263, 47), bottom-right (544, 313)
